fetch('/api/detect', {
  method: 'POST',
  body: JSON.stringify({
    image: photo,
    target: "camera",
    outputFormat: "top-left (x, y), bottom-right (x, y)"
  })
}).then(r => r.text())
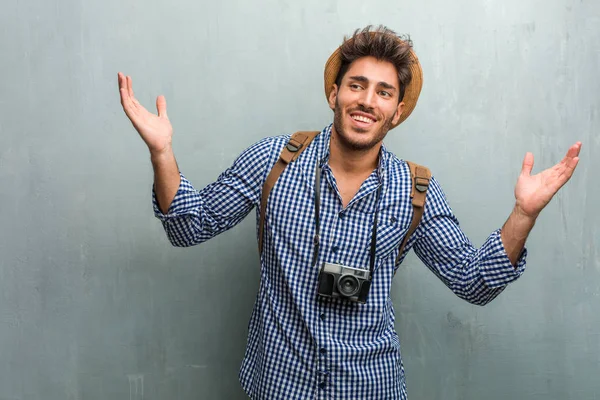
top-left (317, 263), bottom-right (371, 304)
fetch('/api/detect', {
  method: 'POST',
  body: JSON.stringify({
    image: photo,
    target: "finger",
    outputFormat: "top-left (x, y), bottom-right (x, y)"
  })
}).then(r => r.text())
top-left (565, 156), bottom-right (580, 173)
top-left (557, 142), bottom-right (582, 168)
top-left (127, 75), bottom-right (134, 98)
top-left (118, 73), bottom-right (134, 107)
top-left (118, 77), bottom-right (137, 116)
top-left (156, 95), bottom-right (168, 118)
top-left (551, 154), bottom-right (580, 188)
top-left (118, 72), bottom-right (124, 90)
top-left (555, 157), bottom-right (580, 191)
top-left (567, 142), bottom-right (581, 157)
top-left (118, 73), bottom-right (131, 100)
top-left (521, 152), bottom-right (534, 176)
top-left (119, 87), bottom-right (136, 118)
top-left (119, 85), bottom-right (127, 105)
top-left (124, 76), bottom-right (143, 109)
top-left (565, 142), bottom-right (582, 159)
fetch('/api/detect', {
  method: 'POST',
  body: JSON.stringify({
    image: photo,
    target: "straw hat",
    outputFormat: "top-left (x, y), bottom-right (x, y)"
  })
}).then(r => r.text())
top-left (323, 33), bottom-right (423, 128)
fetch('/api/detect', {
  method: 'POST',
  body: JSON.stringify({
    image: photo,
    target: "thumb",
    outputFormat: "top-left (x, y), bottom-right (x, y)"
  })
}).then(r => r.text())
top-left (521, 152), bottom-right (534, 176)
top-left (156, 95), bottom-right (168, 117)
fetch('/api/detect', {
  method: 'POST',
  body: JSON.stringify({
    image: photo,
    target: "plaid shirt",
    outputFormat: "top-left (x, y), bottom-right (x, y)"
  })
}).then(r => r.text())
top-left (153, 124), bottom-right (527, 399)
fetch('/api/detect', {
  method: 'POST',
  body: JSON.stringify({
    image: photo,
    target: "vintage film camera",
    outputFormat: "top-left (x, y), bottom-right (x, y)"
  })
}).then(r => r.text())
top-left (317, 262), bottom-right (372, 304)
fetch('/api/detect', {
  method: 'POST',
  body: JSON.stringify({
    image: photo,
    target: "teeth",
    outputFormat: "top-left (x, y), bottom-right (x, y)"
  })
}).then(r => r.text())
top-left (352, 115), bottom-right (374, 123)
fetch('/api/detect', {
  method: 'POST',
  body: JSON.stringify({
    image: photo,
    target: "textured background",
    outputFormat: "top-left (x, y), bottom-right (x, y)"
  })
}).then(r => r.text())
top-left (1, 0), bottom-right (598, 398)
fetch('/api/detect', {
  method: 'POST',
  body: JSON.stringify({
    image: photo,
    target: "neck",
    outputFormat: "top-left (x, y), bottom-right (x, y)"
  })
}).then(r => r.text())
top-left (328, 126), bottom-right (381, 176)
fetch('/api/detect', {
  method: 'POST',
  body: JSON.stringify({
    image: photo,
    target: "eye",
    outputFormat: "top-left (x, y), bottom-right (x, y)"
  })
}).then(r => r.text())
top-left (379, 90), bottom-right (392, 98)
top-left (349, 83), bottom-right (363, 90)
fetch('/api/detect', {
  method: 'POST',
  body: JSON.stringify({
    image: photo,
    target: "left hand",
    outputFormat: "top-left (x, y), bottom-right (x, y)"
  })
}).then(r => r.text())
top-left (514, 142), bottom-right (582, 219)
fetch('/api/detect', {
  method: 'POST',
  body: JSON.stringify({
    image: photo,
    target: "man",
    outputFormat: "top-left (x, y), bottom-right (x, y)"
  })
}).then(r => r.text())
top-left (118, 25), bottom-right (581, 400)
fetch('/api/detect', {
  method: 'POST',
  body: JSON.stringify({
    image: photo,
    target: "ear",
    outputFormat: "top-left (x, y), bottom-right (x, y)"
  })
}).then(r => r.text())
top-left (328, 84), bottom-right (338, 111)
top-left (391, 101), bottom-right (405, 125)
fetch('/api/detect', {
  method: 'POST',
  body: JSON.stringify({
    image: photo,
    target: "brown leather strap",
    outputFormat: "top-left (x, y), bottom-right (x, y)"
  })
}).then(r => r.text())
top-left (395, 161), bottom-right (431, 267)
top-left (258, 131), bottom-right (320, 254)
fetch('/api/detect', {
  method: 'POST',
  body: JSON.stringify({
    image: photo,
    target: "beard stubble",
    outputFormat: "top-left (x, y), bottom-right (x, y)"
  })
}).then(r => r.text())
top-left (332, 98), bottom-right (395, 152)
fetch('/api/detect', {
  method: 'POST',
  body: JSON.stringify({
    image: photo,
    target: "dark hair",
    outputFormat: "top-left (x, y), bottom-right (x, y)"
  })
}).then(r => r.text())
top-left (335, 25), bottom-right (413, 101)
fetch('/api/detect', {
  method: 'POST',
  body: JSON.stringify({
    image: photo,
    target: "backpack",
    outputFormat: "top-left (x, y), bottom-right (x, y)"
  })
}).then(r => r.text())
top-left (258, 131), bottom-right (431, 266)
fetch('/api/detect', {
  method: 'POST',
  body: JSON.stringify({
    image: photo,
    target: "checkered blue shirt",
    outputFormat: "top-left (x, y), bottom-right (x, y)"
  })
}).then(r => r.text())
top-left (153, 124), bottom-right (527, 399)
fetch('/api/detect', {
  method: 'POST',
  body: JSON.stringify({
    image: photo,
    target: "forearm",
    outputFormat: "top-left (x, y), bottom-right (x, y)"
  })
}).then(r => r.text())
top-left (411, 176), bottom-right (526, 306)
top-left (151, 147), bottom-right (181, 214)
top-left (500, 206), bottom-right (536, 267)
top-left (414, 227), bottom-right (524, 306)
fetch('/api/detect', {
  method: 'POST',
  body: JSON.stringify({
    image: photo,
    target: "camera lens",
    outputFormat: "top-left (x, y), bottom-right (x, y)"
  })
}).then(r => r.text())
top-left (337, 275), bottom-right (360, 297)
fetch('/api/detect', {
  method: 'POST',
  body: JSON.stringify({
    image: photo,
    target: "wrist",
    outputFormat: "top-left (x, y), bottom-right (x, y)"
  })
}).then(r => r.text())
top-left (512, 204), bottom-right (538, 226)
top-left (150, 145), bottom-right (174, 164)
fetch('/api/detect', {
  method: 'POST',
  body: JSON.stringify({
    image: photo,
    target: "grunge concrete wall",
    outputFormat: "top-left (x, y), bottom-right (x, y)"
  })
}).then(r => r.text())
top-left (0, 0), bottom-right (598, 398)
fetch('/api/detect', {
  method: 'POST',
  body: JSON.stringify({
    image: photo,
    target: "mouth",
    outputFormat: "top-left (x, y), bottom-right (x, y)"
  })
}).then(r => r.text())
top-left (349, 111), bottom-right (377, 128)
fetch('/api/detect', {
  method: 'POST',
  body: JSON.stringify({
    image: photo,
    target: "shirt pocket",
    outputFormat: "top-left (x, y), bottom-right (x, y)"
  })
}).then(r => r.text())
top-left (374, 207), bottom-right (409, 262)
top-left (354, 202), bottom-right (410, 263)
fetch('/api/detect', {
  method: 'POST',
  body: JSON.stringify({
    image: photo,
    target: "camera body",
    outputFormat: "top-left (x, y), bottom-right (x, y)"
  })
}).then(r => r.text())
top-left (317, 262), bottom-right (371, 304)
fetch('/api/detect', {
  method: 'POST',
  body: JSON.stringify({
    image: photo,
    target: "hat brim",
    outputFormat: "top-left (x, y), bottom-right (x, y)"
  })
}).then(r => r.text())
top-left (324, 40), bottom-right (423, 129)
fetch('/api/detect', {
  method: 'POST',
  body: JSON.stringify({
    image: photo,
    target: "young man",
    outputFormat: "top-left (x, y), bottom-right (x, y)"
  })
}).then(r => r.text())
top-left (118, 25), bottom-right (581, 400)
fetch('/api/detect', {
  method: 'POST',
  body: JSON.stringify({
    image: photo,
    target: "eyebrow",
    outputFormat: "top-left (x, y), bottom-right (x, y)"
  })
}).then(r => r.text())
top-left (348, 75), bottom-right (397, 91)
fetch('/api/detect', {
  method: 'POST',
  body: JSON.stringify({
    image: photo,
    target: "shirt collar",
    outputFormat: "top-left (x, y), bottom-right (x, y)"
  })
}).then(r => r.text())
top-left (318, 123), bottom-right (389, 184)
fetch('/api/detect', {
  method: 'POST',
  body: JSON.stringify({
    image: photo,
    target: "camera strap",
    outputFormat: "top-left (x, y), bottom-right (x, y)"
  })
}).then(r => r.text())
top-left (313, 162), bottom-right (382, 280)
top-left (259, 131), bottom-right (320, 255)
top-left (259, 131), bottom-right (430, 277)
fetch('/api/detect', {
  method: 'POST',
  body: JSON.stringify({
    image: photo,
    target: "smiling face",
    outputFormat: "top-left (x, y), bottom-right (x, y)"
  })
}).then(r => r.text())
top-left (328, 56), bottom-right (405, 152)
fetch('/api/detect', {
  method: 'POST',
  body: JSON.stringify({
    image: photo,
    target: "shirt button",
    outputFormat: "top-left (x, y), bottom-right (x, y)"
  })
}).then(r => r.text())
top-left (320, 313), bottom-right (326, 321)
top-left (338, 211), bottom-right (344, 219)
top-left (319, 347), bottom-right (327, 354)
top-left (319, 381), bottom-right (326, 389)
top-left (331, 245), bottom-right (339, 253)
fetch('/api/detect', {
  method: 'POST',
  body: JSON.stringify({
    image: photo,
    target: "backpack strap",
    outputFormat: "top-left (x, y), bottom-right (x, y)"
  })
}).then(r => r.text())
top-left (258, 131), bottom-right (320, 254)
top-left (395, 161), bottom-right (431, 267)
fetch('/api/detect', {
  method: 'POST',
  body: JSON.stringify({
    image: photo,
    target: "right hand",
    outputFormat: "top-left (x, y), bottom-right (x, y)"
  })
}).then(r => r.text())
top-left (118, 72), bottom-right (173, 156)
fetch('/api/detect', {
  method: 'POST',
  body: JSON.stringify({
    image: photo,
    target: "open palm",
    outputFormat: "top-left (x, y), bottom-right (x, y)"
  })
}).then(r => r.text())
top-left (118, 72), bottom-right (173, 154)
top-left (514, 142), bottom-right (581, 218)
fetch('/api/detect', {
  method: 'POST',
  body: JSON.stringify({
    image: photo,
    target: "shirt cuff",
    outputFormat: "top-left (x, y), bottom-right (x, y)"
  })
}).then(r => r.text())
top-left (152, 173), bottom-right (201, 221)
top-left (478, 228), bottom-right (527, 288)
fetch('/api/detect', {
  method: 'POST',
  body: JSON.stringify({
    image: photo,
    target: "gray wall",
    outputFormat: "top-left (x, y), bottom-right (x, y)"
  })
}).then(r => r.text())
top-left (1, 0), bottom-right (598, 398)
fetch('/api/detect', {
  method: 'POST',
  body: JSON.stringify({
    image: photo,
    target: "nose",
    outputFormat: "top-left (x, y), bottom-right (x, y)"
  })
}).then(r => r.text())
top-left (357, 87), bottom-right (376, 110)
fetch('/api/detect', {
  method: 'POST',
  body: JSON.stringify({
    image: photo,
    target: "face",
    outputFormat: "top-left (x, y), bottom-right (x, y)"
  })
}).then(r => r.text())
top-left (328, 56), bottom-right (405, 151)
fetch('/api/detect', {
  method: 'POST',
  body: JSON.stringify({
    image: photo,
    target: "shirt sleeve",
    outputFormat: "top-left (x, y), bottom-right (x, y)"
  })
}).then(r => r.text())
top-left (152, 136), bottom-right (281, 247)
top-left (409, 176), bottom-right (527, 306)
